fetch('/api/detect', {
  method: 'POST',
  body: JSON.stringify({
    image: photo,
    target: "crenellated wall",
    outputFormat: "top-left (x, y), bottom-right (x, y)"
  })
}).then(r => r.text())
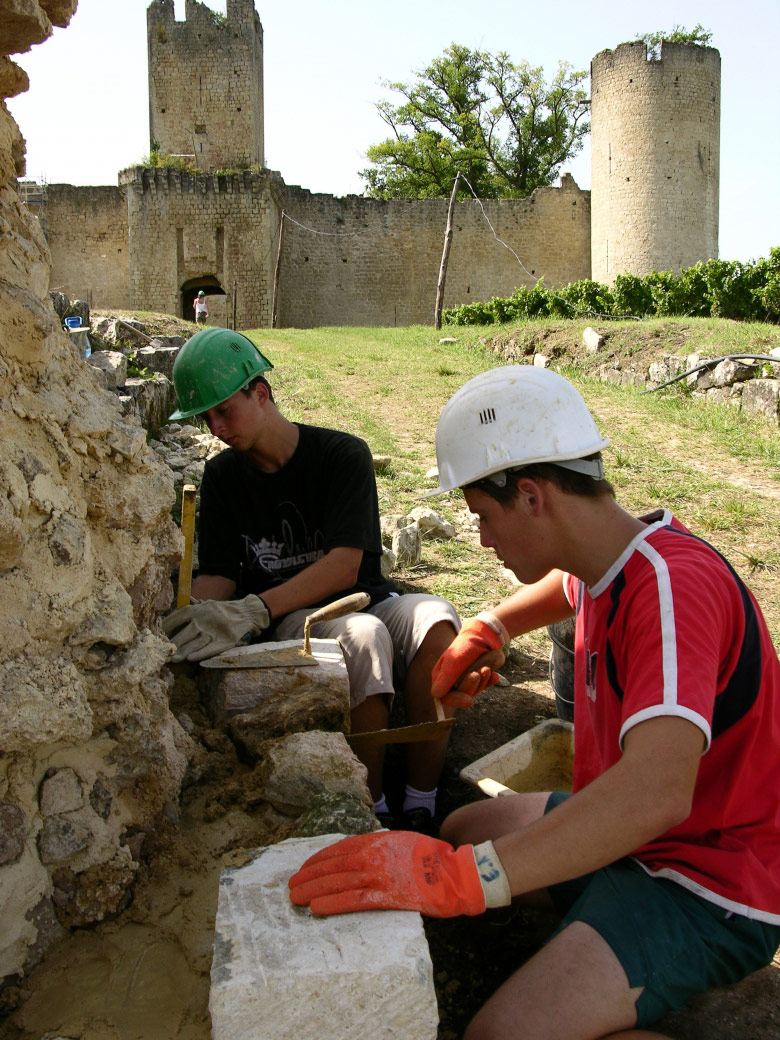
top-left (122, 164), bottom-right (283, 328)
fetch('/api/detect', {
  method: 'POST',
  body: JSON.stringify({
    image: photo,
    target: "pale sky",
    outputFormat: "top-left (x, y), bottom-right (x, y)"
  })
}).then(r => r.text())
top-left (7, 0), bottom-right (779, 263)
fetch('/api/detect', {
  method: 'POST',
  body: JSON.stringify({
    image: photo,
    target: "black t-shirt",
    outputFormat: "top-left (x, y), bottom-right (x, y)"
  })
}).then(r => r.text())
top-left (197, 423), bottom-right (397, 612)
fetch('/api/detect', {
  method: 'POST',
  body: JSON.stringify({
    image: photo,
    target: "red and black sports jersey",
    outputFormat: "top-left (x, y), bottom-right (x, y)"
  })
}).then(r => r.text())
top-left (564, 509), bottom-right (780, 923)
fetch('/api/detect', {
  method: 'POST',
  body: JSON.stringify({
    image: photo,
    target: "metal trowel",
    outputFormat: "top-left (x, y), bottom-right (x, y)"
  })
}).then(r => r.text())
top-left (200, 591), bottom-right (371, 669)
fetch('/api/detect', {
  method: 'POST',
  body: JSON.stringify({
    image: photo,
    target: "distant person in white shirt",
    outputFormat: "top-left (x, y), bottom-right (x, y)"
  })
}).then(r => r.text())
top-left (193, 291), bottom-right (208, 324)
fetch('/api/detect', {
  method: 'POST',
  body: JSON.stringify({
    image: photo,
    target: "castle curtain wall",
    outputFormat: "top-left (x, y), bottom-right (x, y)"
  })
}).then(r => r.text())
top-left (42, 185), bottom-right (129, 309)
top-left (276, 175), bottom-right (591, 328)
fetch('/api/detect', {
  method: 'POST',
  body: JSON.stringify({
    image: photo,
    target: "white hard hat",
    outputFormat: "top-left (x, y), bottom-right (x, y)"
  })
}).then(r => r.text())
top-left (426, 366), bottom-right (609, 495)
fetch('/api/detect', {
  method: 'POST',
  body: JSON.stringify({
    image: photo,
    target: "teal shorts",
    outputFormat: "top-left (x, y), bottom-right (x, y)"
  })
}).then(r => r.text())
top-left (544, 792), bottom-right (780, 1027)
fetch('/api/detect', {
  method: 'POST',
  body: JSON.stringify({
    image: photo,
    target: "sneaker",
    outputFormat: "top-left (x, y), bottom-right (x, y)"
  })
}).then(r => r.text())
top-left (375, 811), bottom-right (396, 831)
top-left (400, 806), bottom-right (439, 838)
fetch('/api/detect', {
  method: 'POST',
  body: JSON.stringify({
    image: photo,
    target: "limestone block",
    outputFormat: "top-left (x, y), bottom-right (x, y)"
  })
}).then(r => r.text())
top-left (292, 792), bottom-right (381, 838)
top-left (136, 342), bottom-right (181, 379)
top-left (648, 354), bottom-right (686, 385)
top-left (380, 546), bottom-right (396, 578)
top-left (87, 349), bottom-right (127, 389)
top-left (39, 767), bottom-right (83, 815)
top-left (119, 374), bottom-right (177, 434)
top-left (409, 506), bottom-right (456, 541)
top-left (392, 521), bottom-right (422, 567)
top-left (0, 801), bottom-right (26, 866)
top-left (210, 835), bottom-right (439, 1040)
top-left (199, 638), bottom-right (349, 725)
top-left (710, 358), bottom-right (757, 388)
top-left (380, 512), bottom-right (408, 547)
top-left (257, 731), bottom-right (372, 816)
top-left (742, 378), bottom-right (780, 423)
top-left (583, 327), bottom-right (605, 353)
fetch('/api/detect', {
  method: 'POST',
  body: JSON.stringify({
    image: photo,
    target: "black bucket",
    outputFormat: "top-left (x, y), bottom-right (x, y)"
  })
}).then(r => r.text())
top-left (547, 618), bottom-right (575, 722)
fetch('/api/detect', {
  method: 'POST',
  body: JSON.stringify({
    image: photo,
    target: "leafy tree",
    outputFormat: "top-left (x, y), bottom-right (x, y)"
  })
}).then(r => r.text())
top-left (635, 25), bottom-right (713, 60)
top-left (360, 44), bottom-right (590, 200)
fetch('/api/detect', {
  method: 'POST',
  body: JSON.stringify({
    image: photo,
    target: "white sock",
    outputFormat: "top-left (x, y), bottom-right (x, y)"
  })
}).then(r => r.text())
top-left (373, 794), bottom-right (389, 815)
top-left (403, 785), bottom-right (437, 815)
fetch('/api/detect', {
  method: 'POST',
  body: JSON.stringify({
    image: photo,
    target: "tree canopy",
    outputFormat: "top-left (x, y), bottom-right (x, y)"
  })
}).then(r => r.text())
top-left (360, 44), bottom-right (590, 201)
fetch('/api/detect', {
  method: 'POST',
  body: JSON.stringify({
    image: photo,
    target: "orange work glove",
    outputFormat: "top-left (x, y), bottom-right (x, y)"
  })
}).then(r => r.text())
top-left (288, 831), bottom-right (511, 918)
top-left (431, 613), bottom-right (509, 707)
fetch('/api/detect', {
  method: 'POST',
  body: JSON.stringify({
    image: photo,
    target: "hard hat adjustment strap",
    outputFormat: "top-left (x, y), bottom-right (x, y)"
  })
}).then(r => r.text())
top-left (487, 456), bottom-right (605, 486)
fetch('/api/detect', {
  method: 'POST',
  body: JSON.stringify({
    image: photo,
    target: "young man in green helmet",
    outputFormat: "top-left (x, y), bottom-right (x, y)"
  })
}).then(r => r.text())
top-left (289, 366), bottom-right (780, 1040)
top-left (162, 328), bottom-right (499, 833)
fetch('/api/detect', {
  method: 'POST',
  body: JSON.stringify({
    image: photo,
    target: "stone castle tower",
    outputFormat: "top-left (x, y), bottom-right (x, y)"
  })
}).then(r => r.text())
top-left (147, 0), bottom-right (264, 172)
top-left (590, 41), bottom-right (720, 285)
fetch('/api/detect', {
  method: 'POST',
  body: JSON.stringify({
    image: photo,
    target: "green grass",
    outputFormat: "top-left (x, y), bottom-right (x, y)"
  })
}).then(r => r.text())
top-left (235, 322), bottom-right (780, 647)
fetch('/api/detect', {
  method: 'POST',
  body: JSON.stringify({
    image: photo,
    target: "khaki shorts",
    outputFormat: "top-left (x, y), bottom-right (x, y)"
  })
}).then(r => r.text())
top-left (273, 594), bottom-right (459, 708)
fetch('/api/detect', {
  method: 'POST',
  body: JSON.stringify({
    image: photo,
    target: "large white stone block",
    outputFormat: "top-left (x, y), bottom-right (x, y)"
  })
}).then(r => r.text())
top-left (210, 834), bottom-right (439, 1040)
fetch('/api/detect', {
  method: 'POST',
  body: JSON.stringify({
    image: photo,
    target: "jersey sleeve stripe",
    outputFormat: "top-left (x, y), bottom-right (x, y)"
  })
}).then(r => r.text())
top-left (619, 704), bottom-right (712, 751)
top-left (636, 539), bottom-right (679, 710)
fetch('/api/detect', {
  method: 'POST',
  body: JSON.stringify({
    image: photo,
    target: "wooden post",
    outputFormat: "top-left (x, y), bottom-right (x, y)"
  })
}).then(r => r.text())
top-left (177, 484), bottom-right (197, 608)
top-left (271, 211), bottom-right (285, 329)
top-left (434, 173), bottom-right (461, 330)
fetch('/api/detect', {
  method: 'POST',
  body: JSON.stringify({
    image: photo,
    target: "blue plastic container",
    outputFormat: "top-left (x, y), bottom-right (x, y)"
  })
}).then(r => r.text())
top-left (64, 317), bottom-right (82, 329)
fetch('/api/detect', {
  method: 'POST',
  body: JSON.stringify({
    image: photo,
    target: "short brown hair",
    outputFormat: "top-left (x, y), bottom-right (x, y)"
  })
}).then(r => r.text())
top-left (242, 374), bottom-right (274, 403)
top-left (466, 454), bottom-right (614, 505)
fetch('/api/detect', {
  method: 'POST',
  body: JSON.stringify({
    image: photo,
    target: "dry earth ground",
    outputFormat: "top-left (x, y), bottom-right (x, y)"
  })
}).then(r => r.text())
top-left (2, 318), bottom-right (779, 1039)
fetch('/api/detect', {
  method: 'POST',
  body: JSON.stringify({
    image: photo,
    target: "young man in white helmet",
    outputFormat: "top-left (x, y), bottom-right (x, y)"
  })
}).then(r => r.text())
top-left (289, 366), bottom-right (780, 1040)
top-left (162, 329), bottom-right (498, 834)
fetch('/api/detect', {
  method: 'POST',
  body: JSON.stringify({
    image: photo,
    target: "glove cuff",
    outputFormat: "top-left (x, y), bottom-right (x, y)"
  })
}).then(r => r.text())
top-left (473, 612), bottom-right (510, 647)
top-left (244, 594), bottom-right (272, 633)
top-left (471, 840), bottom-right (512, 908)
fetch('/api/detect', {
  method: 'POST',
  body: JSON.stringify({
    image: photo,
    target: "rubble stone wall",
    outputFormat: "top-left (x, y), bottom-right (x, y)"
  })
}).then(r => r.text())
top-left (1, 0), bottom-right (189, 984)
top-left (42, 184), bottom-right (129, 308)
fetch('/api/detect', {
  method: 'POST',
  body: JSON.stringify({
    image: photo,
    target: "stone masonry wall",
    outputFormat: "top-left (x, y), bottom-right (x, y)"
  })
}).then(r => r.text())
top-left (42, 184), bottom-right (129, 308)
top-left (277, 174), bottom-right (591, 327)
top-left (1, 0), bottom-right (190, 983)
top-left (590, 41), bottom-right (720, 285)
top-left (147, 0), bottom-right (263, 172)
top-left (122, 165), bottom-right (283, 328)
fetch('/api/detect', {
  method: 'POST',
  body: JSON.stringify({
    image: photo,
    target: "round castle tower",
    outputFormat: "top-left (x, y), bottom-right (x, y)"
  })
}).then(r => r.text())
top-left (590, 41), bottom-right (720, 285)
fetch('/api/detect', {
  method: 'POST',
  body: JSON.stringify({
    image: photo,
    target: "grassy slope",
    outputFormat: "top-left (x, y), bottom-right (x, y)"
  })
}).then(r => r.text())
top-left (228, 319), bottom-right (780, 648)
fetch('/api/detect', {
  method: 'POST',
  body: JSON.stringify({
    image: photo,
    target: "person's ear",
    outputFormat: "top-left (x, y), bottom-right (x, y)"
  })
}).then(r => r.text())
top-left (514, 477), bottom-right (545, 516)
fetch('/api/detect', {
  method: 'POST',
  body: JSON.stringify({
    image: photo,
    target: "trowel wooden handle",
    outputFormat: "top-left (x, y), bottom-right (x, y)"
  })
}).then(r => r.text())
top-left (177, 484), bottom-right (197, 608)
top-left (302, 592), bottom-right (371, 654)
top-left (305, 592), bottom-right (371, 626)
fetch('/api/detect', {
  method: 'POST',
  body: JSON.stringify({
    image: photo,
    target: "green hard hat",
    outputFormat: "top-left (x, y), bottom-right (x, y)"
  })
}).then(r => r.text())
top-left (169, 327), bottom-right (274, 421)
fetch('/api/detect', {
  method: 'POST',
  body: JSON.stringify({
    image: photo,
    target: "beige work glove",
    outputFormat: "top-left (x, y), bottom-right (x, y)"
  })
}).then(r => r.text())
top-left (162, 595), bottom-right (271, 662)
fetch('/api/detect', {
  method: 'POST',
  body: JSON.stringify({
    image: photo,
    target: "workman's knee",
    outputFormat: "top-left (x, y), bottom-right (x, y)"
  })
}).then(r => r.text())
top-left (337, 611), bottom-right (393, 654)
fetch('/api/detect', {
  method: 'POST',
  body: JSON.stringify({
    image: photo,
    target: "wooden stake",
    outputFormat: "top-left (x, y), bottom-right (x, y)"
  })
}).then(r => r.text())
top-left (434, 172), bottom-right (461, 330)
top-left (271, 211), bottom-right (285, 329)
top-left (177, 484), bottom-right (197, 608)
